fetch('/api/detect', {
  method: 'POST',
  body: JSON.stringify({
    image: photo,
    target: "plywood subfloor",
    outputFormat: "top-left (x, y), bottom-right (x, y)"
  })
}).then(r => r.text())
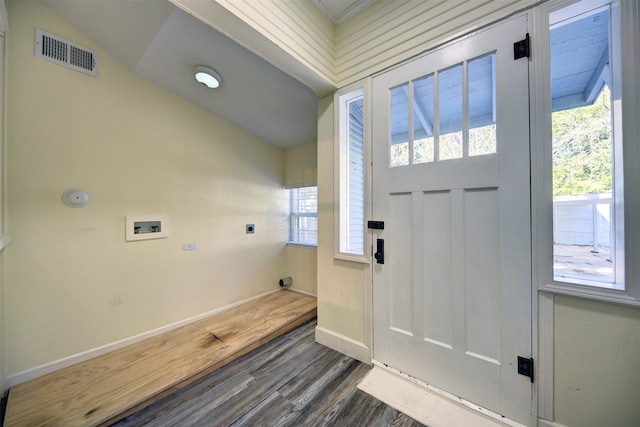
top-left (4, 290), bottom-right (317, 427)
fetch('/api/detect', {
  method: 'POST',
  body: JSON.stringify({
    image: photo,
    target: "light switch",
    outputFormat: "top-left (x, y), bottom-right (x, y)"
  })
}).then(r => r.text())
top-left (183, 242), bottom-right (197, 251)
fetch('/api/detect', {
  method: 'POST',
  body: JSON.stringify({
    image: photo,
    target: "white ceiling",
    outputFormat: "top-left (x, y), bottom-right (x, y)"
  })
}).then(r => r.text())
top-left (43, 0), bottom-right (321, 149)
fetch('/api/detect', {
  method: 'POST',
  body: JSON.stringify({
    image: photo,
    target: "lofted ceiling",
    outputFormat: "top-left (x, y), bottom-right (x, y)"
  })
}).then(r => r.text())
top-left (314, 0), bottom-right (376, 23)
top-left (42, 0), bottom-right (325, 150)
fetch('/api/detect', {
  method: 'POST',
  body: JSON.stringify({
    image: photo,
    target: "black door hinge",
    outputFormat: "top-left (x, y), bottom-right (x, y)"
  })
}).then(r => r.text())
top-left (367, 220), bottom-right (385, 230)
top-left (514, 33), bottom-right (530, 60)
top-left (517, 356), bottom-right (534, 383)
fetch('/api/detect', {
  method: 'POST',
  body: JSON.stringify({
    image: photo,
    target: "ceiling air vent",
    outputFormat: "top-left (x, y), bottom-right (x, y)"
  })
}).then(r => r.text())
top-left (35, 29), bottom-right (98, 77)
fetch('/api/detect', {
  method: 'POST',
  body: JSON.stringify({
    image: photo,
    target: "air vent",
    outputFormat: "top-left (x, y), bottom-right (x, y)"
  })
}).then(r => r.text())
top-left (35, 29), bottom-right (98, 77)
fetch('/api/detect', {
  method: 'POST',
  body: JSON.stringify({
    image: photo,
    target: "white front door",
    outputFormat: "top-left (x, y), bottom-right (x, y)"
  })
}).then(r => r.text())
top-left (372, 15), bottom-right (533, 425)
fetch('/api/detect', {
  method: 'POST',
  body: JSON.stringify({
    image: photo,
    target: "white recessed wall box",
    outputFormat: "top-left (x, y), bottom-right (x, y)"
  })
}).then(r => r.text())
top-left (125, 216), bottom-right (168, 242)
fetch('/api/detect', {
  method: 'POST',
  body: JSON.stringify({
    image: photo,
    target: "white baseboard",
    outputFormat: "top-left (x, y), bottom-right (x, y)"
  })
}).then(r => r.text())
top-left (286, 287), bottom-right (317, 298)
top-left (7, 289), bottom-right (281, 387)
top-left (537, 419), bottom-right (569, 427)
top-left (314, 326), bottom-right (371, 364)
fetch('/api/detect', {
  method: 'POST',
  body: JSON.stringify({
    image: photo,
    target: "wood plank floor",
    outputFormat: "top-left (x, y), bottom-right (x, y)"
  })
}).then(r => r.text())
top-left (4, 291), bottom-right (317, 427)
top-left (112, 319), bottom-right (425, 427)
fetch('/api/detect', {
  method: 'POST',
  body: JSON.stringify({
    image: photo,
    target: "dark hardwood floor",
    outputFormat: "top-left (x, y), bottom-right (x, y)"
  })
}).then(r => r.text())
top-left (112, 319), bottom-right (425, 427)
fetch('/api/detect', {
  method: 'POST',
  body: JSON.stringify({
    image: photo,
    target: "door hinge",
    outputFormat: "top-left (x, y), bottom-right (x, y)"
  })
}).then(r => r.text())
top-left (367, 220), bottom-right (385, 230)
top-left (514, 33), bottom-right (530, 60)
top-left (517, 356), bottom-right (534, 383)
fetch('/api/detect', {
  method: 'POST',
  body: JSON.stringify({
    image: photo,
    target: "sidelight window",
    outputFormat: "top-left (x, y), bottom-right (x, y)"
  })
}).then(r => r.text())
top-left (550, 1), bottom-right (623, 290)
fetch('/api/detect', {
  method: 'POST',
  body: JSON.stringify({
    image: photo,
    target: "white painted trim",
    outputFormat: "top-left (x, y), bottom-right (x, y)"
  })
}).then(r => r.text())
top-left (537, 419), bottom-right (570, 427)
top-left (286, 287), bottom-right (317, 298)
top-left (7, 290), bottom-right (281, 387)
top-left (537, 292), bottom-right (554, 421)
top-left (314, 325), bottom-right (371, 364)
top-left (360, 363), bottom-right (529, 427)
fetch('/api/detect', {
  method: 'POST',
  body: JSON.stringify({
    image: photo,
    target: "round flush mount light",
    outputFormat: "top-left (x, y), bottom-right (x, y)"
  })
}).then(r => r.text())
top-left (194, 66), bottom-right (222, 89)
top-left (62, 188), bottom-right (91, 208)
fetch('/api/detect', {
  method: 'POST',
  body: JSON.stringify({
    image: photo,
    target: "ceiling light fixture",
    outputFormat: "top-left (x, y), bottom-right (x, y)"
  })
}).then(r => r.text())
top-left (194, 66), bottom-right (222, 89)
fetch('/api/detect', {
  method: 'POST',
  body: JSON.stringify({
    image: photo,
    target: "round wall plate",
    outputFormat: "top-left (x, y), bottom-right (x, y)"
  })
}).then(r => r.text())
top-left (62, 188), bottom-right (90, 208)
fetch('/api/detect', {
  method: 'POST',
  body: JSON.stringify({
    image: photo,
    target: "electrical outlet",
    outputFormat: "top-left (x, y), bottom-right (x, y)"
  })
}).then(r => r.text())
top-left (183, 242), bottom-right (197, 251)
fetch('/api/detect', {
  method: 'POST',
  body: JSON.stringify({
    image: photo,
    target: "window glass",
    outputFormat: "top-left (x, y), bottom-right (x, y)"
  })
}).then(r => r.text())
top-left (289, 186), bottom-right (318, 246)
top-left (413, 75), bottom-right (435, 164)
top-left (390, 84), bottom-right (410, 167)
top-left (468, 54), bottom-right (497, 156)
top-left (345, 96), bottom-right (365, 254)
top-left (438, 64), bottom-right (463, 160)
top-left (550, 3), bottom-right (623, 289)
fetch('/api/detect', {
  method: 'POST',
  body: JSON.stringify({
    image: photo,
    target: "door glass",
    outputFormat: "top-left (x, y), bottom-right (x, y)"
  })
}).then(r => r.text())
top-left (413, 75), bottom-right (435, 164)
top-left (390, 84), bottom-right (409, 167)
top-left (468, 54), bottom-right (497, 156)
top-left (438, 64), bottom-right (463, 160)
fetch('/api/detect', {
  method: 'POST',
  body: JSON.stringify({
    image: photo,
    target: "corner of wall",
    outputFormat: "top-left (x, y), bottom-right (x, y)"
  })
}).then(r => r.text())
top-left (0, 0), bottom-right (7, 396)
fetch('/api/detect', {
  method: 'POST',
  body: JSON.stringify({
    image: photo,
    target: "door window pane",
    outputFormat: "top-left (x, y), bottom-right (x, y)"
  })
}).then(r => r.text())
top-left (438, 64), bottom-right (463, 160)
top-left (390, 84), bottom-right (409, 167)
top-left (413, 75), bottom-right (435, 164)
top-left (468, 54), bottom-right (497, 156)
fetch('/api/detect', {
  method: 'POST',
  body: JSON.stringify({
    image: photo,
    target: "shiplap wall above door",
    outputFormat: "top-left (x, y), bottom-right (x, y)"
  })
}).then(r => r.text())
top-left (334, 0), bottom-right (542, 87)
top-left (172, 0), bottom-right (542, 94)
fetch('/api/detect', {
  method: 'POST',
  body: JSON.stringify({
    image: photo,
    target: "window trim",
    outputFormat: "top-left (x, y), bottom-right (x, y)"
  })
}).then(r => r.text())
top-left (532, 0), bottom-right (640, 306)
top-left (334, 79), bottom-right (372, 263)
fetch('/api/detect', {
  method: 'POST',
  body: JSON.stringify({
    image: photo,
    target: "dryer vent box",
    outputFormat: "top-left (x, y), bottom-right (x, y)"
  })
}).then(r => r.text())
top-left (126, 216), bottom-right (168, 242)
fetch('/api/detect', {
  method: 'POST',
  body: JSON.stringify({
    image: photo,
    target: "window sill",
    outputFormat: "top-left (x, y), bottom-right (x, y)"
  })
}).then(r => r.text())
top-left (287, 242), bottom-right (317, 249)
top-left (539, 281), bottom-right (640, 307)
top-left (334, 252), bottom-right (370, 265)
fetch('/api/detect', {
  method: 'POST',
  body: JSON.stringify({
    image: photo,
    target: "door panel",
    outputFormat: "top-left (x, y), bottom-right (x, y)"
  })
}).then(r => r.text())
top-left (372, 15), bottom-right (533, 425)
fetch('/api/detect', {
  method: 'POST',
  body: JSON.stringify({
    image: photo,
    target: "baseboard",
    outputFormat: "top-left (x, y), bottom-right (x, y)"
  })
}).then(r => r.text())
top-left (537, 419), bottom-right (569, 427)
top-left (314, 326), bottom-right (371, 364)
top-left (286, 287), bottom-right (317, 298)
top-left (7, 289), bottom-right (281, 387)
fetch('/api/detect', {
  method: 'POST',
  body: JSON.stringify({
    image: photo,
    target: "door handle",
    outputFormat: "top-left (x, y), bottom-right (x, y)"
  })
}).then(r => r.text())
top-left (374, 238), bottom-right (384, 264)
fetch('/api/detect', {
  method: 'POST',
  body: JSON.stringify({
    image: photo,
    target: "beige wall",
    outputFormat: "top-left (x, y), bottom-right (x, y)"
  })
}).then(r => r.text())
top-left (284, 140), bottom-right (316, 189)
top-left (5, 1), bottom-right (289, 375)
top-left (316, 95), bottom-right (368, 346)
top-left (554, 296), bottom-right (640, 426)
top-left (282, 140), bottom-right (317, 296)
top-left (282, 245), bottom-right (316, 296)
top-left (0, 0), bottom-right (6, 394)
top-left (0, 251), bottom-right (5, 393)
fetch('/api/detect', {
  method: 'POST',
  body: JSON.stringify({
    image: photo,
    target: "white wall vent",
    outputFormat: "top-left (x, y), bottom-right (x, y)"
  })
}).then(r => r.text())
top-left (35, 29), bottom-right (98, 77)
